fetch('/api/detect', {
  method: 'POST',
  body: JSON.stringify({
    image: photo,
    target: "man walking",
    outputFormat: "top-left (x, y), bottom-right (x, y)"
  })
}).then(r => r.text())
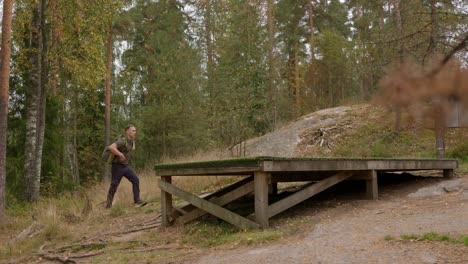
top-left (105, 125), bottom-right (145, 208)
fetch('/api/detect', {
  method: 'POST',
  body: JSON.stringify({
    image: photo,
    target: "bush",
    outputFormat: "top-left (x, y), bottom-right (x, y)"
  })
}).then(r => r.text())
top-left (447, 142), bottom-right (468, 161)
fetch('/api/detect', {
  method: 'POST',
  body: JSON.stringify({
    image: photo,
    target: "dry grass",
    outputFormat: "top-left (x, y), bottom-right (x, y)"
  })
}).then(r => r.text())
top-left (0, 162), bottom-right (242, 262)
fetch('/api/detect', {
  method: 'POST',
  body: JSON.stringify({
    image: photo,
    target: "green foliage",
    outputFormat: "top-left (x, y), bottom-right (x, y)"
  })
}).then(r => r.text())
top-left (209, 0), bottom-right (270, 144)
top-left (4, 0), bottom-right (467, 204)
top-left (117, 0), bottom-right (209, 162)
top-left (422, 232), bottom-right (450, 242)
top-left (447, 142), bottom-right (468, 161)
top-left (6, 0), bottom-right (120, 202)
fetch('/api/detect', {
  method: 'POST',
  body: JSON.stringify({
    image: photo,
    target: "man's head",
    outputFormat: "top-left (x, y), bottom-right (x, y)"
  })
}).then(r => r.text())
top-left (125, 125), bottom-right (136, 140)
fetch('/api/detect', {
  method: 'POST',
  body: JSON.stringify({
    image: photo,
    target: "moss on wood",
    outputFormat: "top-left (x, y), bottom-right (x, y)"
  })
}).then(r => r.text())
top-left (154, 156), bottom-right (456, 171)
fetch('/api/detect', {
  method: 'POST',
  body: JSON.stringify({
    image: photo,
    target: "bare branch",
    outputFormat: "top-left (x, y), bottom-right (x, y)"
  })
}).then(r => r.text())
top-left (365, 23), bottom-right (431, 45)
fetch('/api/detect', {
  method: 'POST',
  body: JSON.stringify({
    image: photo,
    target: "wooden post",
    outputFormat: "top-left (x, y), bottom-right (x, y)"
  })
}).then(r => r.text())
top-left (366, 170), bottom-right (378, 200)
top-left (269, 182), bottom-right (278, 196)
top-left (254, 171), bottom-right (270, 229)
top-left (160, 176), bottom-right (173, 226)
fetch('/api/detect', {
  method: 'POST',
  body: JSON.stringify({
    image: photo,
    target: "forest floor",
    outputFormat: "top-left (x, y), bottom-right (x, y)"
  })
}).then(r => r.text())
top-left (1, 104), bottom-right (468, 263)
top-left (192, 173), bottom-right (468, 264)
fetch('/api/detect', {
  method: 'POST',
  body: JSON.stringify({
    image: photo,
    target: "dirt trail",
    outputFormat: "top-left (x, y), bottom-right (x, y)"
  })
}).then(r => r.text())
top-left (192, 174), bottom-right (468, 264)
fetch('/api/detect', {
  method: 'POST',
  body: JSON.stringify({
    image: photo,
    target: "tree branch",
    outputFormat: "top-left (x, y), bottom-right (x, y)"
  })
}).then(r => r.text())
top-left (429, 33), bottom-right (468, 76)
top-left (365, 23), bottom-right (431, 45)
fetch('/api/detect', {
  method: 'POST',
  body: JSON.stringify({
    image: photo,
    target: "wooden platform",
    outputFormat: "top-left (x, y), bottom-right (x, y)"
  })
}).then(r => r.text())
top-left (155, 157), bottom-right (458, 229)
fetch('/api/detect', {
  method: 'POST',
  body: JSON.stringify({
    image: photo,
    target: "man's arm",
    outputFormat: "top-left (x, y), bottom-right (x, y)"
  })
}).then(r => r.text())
top-left (108, 143), bottom-right (126, 162)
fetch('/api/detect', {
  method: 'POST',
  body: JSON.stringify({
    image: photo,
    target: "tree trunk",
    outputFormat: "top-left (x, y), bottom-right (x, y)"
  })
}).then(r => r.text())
top-left (308, 1), bottom-right (314, 62)
top-left (392, 0), bottom-right (404, 130)
top-left (24, 1), bottom-right (46, 202)
top-left (267, 0), bottom-right (276, 126)
top-left (355, 0), bottom-right (366, 101)
top-left (393, 0), bottom-right (404, 63)
top-left (72, 110), bottom-right (79, 185)
top-left (37, 0), bottom-right (48, 192)
top-left (287, 49), bottom-right (295, 116)
top-left (104, 24), bottom-right (112, 181)
top-left (65, 95), bottom-right (80, 185)
top-left (428, 0), bottom-right (437, 56)
top-left (49, 0), bottom-right (61, 97)
top-left (428, 1), bottom-right (444, 158)
top-left (434, 100), bottom-right (445, 158)
top-left (205, 0), bottom-right (216, 115)
top-left (0, 0), bottom-right (14, 217)
top-left (294, 40), bottom-right (301, 118)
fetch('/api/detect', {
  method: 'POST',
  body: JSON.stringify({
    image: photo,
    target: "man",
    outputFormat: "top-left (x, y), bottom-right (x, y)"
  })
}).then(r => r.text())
top-left (105, 125), bottom-right (145, 208)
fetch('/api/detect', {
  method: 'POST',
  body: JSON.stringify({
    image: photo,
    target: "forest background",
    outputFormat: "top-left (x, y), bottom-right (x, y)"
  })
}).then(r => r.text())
top-left (0, 0), bottom-right (467, 215)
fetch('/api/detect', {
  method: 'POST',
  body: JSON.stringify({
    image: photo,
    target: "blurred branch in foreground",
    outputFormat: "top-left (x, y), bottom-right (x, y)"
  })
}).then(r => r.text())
top-left (375, 34), bottom-right (468, 158)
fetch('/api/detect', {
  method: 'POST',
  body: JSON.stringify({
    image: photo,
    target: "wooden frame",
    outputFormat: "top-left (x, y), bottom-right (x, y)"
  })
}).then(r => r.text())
top-left (156, 157), bottom-right (457, 229)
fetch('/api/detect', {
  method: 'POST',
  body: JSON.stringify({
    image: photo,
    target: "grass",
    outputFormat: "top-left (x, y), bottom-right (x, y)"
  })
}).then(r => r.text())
top-left (395, 232), bottom-right (468, 246)
top-left (182, 221), bottom-right (281, 247)
top-left (109, 204), bottom-right (126, 217)
top-left (181, 215), bottom-right (317, 248)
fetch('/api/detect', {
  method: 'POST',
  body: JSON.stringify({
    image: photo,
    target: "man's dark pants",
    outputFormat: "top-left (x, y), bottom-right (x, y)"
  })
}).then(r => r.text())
top-left (106, 163), bottom-right (141, 208)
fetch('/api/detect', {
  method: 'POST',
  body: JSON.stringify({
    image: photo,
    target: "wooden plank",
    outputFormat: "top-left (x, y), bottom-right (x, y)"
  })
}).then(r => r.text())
top-left (254, 171), bottom-right (270, 229)
top-left (156, 166), bottom-right (259, 176)
top-left (366, 170), bottom-right (378, 200)
top-left (179, 178), bottom-right (254, 224)
top-left (156, 158), bottom-right (457, 176)
top-left (160, 176), bottom-right (173, 227)
top-left (261, 159), bottom-right (457, 172)
top-left (159, 180), bottom-right (259, 229)
top-left (268, 171), bottom-right (353, 218)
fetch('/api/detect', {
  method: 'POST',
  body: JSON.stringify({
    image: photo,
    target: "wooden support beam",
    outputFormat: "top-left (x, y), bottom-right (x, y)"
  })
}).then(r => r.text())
top-left (268, 171), bottom-right (353, 218)
top-left (179, 178), bottom-right (254, 224)
top-left (159, 180), bottom-right (259, 229)
top-left (160, 176), bottom-right (173, 227)
top-left (365, 170), bottom-right (378, 200)
top-left (177, 176), bottom-right (253, 215)
top-left (254, 171), bottom-right (270, 229)
top-left (271, 172), bottom-right (336, 182)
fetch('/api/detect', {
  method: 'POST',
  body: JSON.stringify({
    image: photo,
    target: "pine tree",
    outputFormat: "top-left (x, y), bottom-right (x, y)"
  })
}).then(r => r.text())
top-left (0, 0), bottom-right (14, 216)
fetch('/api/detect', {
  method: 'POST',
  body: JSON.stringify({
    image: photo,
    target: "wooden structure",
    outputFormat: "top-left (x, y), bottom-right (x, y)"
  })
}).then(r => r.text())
top-left (155, 157), bottom-right (457, 229)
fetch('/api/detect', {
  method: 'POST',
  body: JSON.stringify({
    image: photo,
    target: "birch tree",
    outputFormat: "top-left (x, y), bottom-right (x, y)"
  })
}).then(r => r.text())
top-left (23, 0), bottom-right (46, 202)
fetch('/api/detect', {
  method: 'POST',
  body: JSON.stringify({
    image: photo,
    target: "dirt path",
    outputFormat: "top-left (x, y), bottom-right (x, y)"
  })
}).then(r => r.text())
top-left (192, 174), bottom-right (468, 264)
